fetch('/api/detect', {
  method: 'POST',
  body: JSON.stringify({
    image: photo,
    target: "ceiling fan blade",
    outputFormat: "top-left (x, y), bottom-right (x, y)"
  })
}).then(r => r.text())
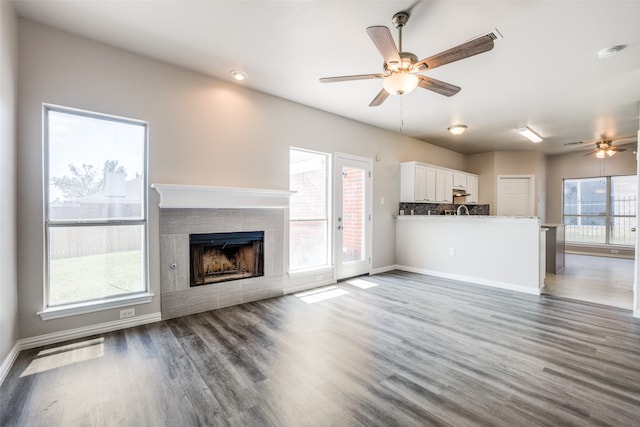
top-left (583, 150), bottom-right (599, 156)
top-left (615, 148), bottom-right (627, 152)
top-left (369, 88), bottom-right (390, 107)
top-left (416, 35), bottom-right (494, 71)
top-left (366, 26), bottom-right (400, 66)
top-left (417, 76), bottom-right (461, 97)
top-left (319, 73), bottom-right (384, 83)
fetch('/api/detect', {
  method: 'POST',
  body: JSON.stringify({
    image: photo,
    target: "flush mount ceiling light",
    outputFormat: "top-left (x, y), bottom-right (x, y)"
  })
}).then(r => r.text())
top-left (597, 45), bottom-right (626, 59)
top-left (517, 126), bottom-right (543, 143)
top-left (229, 70), bottom-right (248, 81)
top-left (448, 124), bottom-right (467, 135)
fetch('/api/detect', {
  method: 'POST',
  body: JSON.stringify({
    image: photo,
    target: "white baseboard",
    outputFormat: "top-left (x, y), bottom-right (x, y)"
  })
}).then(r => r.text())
top-left (634, 309), bottom-right (640, 318)
top-left (20, 312), bottom-right (162, 350)
top-left (0, 312), bottom-right (161, 387)
top-left (371, 265), bottom-right (399, 275)
top-left (283, 279), bottom-right (336, 295)
top-left (395, 265), bottom-right (541, 296)
top-left (0, 342), bottom-right (20, 388)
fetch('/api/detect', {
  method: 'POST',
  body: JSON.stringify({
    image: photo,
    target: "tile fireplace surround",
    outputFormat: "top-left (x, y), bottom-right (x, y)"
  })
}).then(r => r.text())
top-left (152, 184), bottom-right (292, 319)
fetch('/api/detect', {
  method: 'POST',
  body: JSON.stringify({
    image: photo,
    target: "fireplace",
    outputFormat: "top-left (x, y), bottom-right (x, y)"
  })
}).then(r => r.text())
top-left (189, 231), bottom-right (264, 286)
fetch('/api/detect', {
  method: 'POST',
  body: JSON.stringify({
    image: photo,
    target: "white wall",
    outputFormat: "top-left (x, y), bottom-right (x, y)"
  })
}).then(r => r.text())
top-left (16, 20), bottom-right (466, 339)
top-left (0, 0), bottom-right (19, 377)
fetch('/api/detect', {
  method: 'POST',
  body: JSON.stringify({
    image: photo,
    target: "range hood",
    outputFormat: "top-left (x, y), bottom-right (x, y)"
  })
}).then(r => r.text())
top-left (453, 189), bottom-right (470, 197)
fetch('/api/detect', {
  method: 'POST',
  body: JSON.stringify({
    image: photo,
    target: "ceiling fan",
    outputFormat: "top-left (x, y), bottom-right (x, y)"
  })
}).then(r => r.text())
top-left (319, 11), bottom-right (496, 107)
top-left (583, 139), bottom-right (630, 158)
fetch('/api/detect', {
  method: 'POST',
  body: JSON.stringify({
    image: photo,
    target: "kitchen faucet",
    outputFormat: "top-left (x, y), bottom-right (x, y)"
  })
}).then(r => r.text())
top-left (456, 204), bottom-right (469, 216)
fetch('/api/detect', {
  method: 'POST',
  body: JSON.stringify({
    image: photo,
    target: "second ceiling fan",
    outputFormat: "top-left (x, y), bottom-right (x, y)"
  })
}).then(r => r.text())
top-left (320, 11), bottom-right (497, 106)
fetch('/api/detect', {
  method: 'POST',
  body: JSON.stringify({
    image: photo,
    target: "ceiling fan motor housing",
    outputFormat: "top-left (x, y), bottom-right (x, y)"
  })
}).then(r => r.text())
top-left (384, 52), bottom-right (418, 72)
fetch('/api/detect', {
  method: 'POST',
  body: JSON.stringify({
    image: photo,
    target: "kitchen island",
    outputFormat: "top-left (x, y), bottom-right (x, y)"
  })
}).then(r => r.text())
top-left (396, 215), bottom-right (545, 295)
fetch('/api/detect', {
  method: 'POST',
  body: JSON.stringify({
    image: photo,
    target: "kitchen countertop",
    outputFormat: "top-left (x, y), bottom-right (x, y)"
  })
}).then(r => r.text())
top-left (395, 214), bottom-right (540, 222)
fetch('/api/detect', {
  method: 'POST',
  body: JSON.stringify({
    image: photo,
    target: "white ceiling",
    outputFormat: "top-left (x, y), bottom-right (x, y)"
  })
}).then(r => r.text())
top-left (12, 0), bottom-right (640, 155)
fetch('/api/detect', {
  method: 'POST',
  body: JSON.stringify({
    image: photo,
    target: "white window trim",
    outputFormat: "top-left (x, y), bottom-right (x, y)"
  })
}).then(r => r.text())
top-left (43, 104), bottom-right (150, 314)
top-left (37, 292), bottom-right (154, 321)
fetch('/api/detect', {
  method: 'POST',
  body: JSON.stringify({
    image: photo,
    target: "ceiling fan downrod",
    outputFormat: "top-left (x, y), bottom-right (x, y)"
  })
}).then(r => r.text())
top-left (392, 11), bottom-right (410, 52)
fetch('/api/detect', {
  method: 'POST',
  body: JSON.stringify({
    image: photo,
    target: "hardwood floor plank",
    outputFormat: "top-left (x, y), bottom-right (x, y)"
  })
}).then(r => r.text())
top-left (2, 271), bottom-right (640, 426)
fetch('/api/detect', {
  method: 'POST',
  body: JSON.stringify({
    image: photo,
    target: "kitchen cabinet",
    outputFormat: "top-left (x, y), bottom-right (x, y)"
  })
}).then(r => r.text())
top-left (401, 161), bottom-right (477, 204)
top-left (466, 175), bottom-right (478, 203)
top-left (453, 173), bottom-right (467, 190)
top-left (436, 169), bottom-right (453, 203)
top-left (401, 162), bottom-right (436, 202)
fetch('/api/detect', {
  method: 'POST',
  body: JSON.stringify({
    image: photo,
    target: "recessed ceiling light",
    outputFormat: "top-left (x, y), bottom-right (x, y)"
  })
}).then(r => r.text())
top-left (448, 124), bottom-right (467, 135)
top-left (597, 45), bottom-right (626, 59)
top-left (229, 70), bottom-right (248, 81)
top-left (517, 126), bottom-right (543, 143)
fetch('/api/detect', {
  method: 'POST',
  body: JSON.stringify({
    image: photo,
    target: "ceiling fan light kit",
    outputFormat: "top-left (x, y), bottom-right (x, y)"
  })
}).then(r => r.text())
top-left (319, 10), bottom-right (495, 107)
top-left (518, 126), bottom-right (543, 143)
top-left (383, 71), bottom-right (419, 95)
top-left (448, 125), bottom-right (467, 135)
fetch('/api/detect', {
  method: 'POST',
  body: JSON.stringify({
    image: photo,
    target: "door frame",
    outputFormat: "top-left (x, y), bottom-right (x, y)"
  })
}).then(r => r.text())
top-left (333, 152), bottom-right (373, 280)
top-left (497, 175), bottom-right (535, 216)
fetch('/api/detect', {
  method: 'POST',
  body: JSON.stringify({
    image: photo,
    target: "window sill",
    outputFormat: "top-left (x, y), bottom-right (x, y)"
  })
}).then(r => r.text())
top-left (37, 292), bottom-right (155, 321)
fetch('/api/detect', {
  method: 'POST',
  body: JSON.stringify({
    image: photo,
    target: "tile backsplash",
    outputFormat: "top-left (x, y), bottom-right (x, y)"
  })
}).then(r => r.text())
top-left (399, 202), bottom-right (490, 216)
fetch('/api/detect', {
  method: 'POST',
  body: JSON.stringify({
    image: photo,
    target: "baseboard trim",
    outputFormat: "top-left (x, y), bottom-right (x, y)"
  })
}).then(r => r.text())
top-left (0, 342), bottom-right (21, 388)
top-left (283, 279), bottom-right (337, 295)
top-left (19, 312), bottom-right (162, 351)
top-left (634, 309), bottom-right (640, 318)
top-left (395, 265), bottom-right (541, 296)
top-left (371, 265), bottom-right (399, 275)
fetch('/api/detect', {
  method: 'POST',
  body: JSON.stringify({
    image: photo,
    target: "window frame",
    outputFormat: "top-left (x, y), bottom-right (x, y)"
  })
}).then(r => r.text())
top-left (288, 147), bottom-right (332, 273)
top-left (562, 174), bottom-right (637, 246)
top-left (40, 104), bottom-right (152, 320)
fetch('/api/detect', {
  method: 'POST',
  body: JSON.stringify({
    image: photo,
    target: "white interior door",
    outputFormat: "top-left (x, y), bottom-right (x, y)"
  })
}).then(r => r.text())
top-left (334, 154), bottom-right (372, 280)
top-left (497, 176), bottom-right (534, 216)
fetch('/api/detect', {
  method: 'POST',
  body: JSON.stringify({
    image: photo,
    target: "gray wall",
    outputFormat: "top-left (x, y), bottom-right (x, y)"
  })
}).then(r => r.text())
top-left (16, 19), bottom-right (466, 339)
top-left (0, 0), bottom-right (19, 370)
top-left (545, 144), bottom-right (637, 224)
top-left (466, 151), bottom-right (547, 220)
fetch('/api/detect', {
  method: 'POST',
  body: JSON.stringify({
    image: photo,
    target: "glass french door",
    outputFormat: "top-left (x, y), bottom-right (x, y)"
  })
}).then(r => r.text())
top-left (334, 154), bottom-right (372, 280)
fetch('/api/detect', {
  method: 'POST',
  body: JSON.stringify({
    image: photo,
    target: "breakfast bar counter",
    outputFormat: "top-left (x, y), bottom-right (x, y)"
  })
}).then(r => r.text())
top-left (395, 215), bottom-right (545, 295)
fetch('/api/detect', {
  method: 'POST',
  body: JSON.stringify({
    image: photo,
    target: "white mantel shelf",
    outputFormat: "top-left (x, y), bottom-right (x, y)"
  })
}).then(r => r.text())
top-left (151, 183), bottom-right (293, 209)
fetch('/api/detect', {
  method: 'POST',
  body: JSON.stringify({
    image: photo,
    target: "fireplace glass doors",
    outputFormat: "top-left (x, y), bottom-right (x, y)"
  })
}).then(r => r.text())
top-left (189, 231), bottom-right (264, 286)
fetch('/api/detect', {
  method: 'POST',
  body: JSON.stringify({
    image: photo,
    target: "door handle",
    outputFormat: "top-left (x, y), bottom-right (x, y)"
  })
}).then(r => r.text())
top-left (337, 225), bottom-right (343, 231)
top-left (632, 227), bottom-right (636, 232)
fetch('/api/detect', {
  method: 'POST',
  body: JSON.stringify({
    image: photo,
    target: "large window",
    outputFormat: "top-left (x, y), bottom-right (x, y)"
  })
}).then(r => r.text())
top-left (289, 148), bottom-right (330, 271)
top-left (45, 105), bottom-right (148, 309)
top-left (563, 175), bottom-right (637, 245)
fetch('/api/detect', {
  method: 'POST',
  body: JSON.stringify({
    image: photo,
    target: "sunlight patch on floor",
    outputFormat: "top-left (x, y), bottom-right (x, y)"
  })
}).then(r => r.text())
top-left (295, 285), bottom-right (350, 304)
top-left (20, 338), bottom-right (105, 377)
top-left (345, 278), bottom-right (379, 289)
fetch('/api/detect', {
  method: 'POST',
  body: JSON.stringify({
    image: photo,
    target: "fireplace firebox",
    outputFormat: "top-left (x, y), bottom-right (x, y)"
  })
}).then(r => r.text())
top-left (189, 231), bottom-right (264, 286)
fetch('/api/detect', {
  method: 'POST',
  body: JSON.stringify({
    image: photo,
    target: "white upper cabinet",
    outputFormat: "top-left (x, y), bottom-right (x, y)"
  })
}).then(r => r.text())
top-left (401, 161), bottom-right (479, 204)
top-left (401, 162), bottom-right (436, 202)
top-left (466, 175), bottom-right (479, 203)
top-left (453, 172), bottom-right (467, 190)
top-left (436, 169), bottom-right (453, 203)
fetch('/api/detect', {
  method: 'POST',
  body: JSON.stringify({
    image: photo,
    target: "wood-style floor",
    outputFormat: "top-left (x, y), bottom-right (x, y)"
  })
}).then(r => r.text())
top-left (543, 254), bottom-right (634, 310)
top-left (2, 271), bottom-right (640, 426)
